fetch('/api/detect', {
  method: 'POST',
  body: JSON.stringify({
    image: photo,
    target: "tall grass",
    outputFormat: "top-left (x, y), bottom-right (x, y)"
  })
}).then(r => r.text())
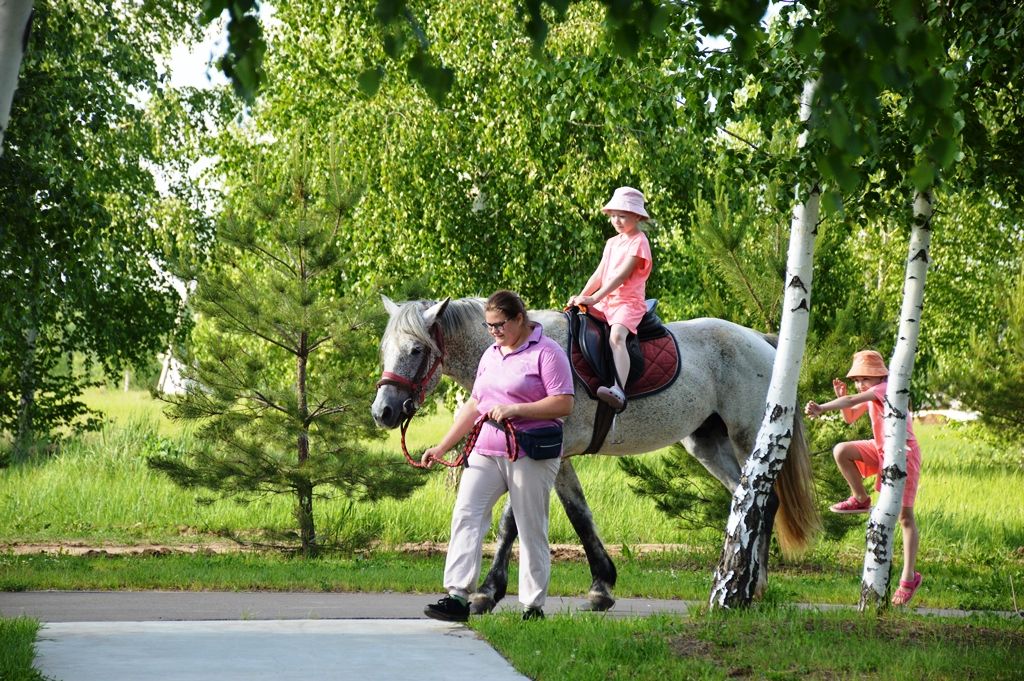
top-left (914, 425), bottom-right (1024, 555)
top-left (0, 617), bottom-right (44, 681)
top-left (0, 390), bottom-right (693, 546)
top-left (3, 389), bottom-right (1022, 569)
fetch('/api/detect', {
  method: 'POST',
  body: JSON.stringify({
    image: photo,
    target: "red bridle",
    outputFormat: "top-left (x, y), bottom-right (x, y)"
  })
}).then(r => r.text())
top-left (398, 414), bottom-right (521, 469)
top-left (376, 323), bottom-right (520, 469)
top-left (375, 324), bottom-right (446, 408)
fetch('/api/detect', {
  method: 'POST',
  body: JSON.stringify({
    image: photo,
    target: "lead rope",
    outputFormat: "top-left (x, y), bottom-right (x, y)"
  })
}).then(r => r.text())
top-left (399, 414), bottom-right (521, 469)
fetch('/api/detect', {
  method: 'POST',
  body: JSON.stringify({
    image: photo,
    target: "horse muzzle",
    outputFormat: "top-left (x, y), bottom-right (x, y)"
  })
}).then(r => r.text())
top-left (371, 388), bottom-right (417, 429)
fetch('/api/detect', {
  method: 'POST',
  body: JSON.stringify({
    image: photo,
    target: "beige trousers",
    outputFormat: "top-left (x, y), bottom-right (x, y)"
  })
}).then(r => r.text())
top-left (443, 452), bottom-right (561, 609)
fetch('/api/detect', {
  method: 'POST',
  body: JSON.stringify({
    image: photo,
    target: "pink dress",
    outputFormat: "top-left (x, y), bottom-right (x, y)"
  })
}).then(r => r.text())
top-left (850, 381), bottom-right (922, 507)
top-left (592, 230), bottom-right (652, 334)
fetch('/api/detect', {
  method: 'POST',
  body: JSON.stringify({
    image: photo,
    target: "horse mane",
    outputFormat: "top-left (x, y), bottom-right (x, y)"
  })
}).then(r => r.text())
top-left (381, 297), bottom-right (485, 356)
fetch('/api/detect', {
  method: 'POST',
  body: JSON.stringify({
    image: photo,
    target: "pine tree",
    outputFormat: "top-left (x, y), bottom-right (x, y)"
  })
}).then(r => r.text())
top-left (148, 144), bottom-right (423, 556)
top-left (945, 262), bottom-right (1024, 445)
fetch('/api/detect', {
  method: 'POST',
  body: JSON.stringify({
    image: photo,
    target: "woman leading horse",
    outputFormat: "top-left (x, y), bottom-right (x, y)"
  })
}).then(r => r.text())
top-left (372, 296), bottom-right (818, 613)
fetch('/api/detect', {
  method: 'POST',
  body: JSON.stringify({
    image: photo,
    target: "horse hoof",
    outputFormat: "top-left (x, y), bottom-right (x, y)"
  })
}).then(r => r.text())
top-left (581, 591), bottom-right (615, 612)
top-left (469, 594), bottom-right (496, 615)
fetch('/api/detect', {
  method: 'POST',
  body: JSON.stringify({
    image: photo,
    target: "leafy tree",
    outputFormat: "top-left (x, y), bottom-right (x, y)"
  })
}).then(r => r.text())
top-left (202, 0), bottom-right (1024, 599)
top-left (148, 144), bottom-right (425, 556)
top-left (943, 262), bottom-right (1024, 444)
top-left (241, 0), bottom-right (719, 314)
top-left (0, 0), bottom-right (212, 457)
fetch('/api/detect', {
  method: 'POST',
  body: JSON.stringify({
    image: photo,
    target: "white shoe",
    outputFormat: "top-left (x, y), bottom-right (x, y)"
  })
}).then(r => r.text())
top-left (596, 384), bottom-right (626, 410)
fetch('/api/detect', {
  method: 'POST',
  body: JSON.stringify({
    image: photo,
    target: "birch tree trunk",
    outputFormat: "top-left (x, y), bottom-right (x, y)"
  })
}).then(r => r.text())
top-left (14, 324), bottom-right (38, 458)
top-left (0, 0), bottom-right (33, 157)
top-left (709, 184), bottom-right (820, 607)
top-left (709, 80), bottom-right (820, 608)
top-left (859, 190), bottom-right (933, 610)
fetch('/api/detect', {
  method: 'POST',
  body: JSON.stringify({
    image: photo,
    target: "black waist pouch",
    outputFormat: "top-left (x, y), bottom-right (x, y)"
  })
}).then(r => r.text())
top-left (515, 425), bottom-right (564, 460)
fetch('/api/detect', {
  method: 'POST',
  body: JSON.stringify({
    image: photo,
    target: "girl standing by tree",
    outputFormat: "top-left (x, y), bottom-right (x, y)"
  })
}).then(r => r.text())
top-left (804, 350), bottom-right (923, 606)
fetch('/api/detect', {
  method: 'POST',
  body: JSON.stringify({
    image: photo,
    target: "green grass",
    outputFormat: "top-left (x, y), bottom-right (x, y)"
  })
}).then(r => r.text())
top-left (81, 387), bottom-right (186, 437)
top-left (0, 617), bottom-right (45, 681)
top-left (914, 425), bottom-right (1024, 554)
top-left (2, 389), bottom-right (1023, 612)
top-left (0, 390), bottom-right (697, 546)
top-left (471, 608), bottom-right (1024, 680)
top-left (1, 545), bottom-right (1020, 611)
top-left (4, 391), bottom-right (1024, 680)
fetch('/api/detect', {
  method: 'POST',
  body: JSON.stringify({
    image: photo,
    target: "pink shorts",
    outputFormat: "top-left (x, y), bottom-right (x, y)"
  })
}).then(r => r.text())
top-left (849, 439), bottom-right (921, 507)
top-left (593, 298), bottom-right (647, 334)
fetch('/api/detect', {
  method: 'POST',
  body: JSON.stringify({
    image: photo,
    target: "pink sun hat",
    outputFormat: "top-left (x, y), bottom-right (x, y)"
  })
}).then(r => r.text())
top-left (602, 186), bottom-right (650, 221)
top-left (846, 350), bottom-right (889, 378)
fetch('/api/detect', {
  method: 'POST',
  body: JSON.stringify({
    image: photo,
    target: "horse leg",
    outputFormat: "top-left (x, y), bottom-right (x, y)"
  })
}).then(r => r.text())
top-left (471, 498), bottom-right (515, 615)
top-left (684, 414), bottom-right (779, 598)
top-left (683, 415), bottom-right (743, 490)
top-left (555, 457), bottom-right (617, 611)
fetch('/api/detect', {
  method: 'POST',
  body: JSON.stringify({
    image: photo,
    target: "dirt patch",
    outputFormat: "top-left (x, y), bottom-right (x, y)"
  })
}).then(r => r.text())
top-left (801, 617), bottom-right (1024, 648)
top-left (0, 541), bottom-right (244, 557)
top-left (668, 634), bottom-right (716, 659)
top-left (667, 630), bottom-right (756, 679)
top-left (2, 540), bottom-right (697, 559)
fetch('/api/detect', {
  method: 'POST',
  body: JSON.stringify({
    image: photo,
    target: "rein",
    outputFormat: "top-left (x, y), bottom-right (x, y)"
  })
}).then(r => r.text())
top-left (398, 415), bottom-right (521, 469)
top-left (378, 321), bottom-right (520, 468)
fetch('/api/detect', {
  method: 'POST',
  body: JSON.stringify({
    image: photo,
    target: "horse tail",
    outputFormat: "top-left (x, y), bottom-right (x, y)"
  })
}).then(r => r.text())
top-left (774, 410), bottom-right (821, 557)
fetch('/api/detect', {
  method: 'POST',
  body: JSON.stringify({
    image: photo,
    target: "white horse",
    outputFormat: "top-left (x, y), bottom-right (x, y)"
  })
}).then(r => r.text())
top-left (371, 296), bottom-right (818, 612)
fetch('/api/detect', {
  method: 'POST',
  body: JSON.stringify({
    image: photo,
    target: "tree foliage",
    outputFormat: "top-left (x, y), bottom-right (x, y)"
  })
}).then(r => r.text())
top-left (149, 143), bottom-right (425, 555)
top-left (234, 0), bottom-right (719, 312)
top-left (204, 0), bottom-right (1024, 540)
top-left (0, 0), bottom-right (213, 456)
top-left (942, 262), bottom-right (1024, 444)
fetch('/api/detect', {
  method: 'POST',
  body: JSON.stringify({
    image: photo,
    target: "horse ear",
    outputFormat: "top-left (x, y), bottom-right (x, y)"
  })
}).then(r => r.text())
top-left (422, 297), bottom-right (450, 327)
top-left (381, 294), bottom-right (400, 316)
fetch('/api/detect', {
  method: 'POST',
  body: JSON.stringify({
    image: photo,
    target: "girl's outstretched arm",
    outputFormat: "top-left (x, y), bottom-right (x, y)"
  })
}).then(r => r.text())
top-left (805, 389), bottom-right (875, 419)
top-left (832, 378), bottom-right (867, 424)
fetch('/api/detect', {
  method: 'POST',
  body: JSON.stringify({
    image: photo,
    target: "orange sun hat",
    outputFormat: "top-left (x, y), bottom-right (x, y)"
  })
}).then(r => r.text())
top-left (846, 350), bottom-right (888, 378)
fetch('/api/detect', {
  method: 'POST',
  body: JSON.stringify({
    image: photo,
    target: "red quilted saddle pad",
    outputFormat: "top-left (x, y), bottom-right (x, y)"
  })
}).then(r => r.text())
top-left (571, 333), bottom-right (680, 400)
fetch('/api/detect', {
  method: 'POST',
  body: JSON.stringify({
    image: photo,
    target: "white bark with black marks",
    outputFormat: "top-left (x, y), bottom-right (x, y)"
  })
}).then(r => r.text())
top-left (709, 182), bottom-right (820, 608)
top-left (859, 190), bottom-right (933, 610)
top-left (710, 79), bottom-right (821, 609)
top-left (0, 0), bottom-right (33, 156)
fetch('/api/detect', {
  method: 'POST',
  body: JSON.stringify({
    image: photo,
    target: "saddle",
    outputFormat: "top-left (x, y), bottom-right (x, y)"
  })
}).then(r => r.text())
top-left (565, 302), bottom-right (681, 452)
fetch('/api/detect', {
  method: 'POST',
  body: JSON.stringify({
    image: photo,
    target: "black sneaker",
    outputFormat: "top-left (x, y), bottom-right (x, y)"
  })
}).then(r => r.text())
top-left (522, 607), bottom-right (545, 621)
top-left (424, 596), bottom-right (470, 622)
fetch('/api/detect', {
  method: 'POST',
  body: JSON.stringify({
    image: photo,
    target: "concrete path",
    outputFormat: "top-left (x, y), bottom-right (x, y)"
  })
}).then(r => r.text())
top-left (1, 591), bottom-right (695, 681)
top-left (33, 620), bottom-right (524, 681)
top-left (3, 591), bottom-right (1014, 681)
top-left (0, 590), bottom-right (695, 622)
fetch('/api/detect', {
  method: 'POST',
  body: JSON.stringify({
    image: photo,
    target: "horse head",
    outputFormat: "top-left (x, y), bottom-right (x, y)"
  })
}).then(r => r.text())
top-left (371, 295), bottom-right (450, 428)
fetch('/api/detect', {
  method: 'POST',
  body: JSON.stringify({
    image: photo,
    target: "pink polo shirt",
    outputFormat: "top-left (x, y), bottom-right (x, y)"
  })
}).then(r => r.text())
top-left (470, 323), bottom-right (575, 457)
top-left (592, 230), bottom-right (652, 333)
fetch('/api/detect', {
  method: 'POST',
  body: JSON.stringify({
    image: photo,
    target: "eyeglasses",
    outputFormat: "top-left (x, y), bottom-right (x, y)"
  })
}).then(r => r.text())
top-left (482, 319), bottom-right (510, 332)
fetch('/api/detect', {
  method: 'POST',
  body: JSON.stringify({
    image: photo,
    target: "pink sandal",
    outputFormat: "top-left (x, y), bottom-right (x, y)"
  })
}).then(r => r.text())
top-left (829, 495), bottom-right (871, 514)
top-left (892, 572), bottom-right (922, 606)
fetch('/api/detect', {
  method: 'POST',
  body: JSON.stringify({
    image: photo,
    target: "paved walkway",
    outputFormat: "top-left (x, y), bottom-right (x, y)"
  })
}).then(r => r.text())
top-left (3, 591), bottom-right (1015, 681)
top-left (1, 591), bottom-right (695, 681)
